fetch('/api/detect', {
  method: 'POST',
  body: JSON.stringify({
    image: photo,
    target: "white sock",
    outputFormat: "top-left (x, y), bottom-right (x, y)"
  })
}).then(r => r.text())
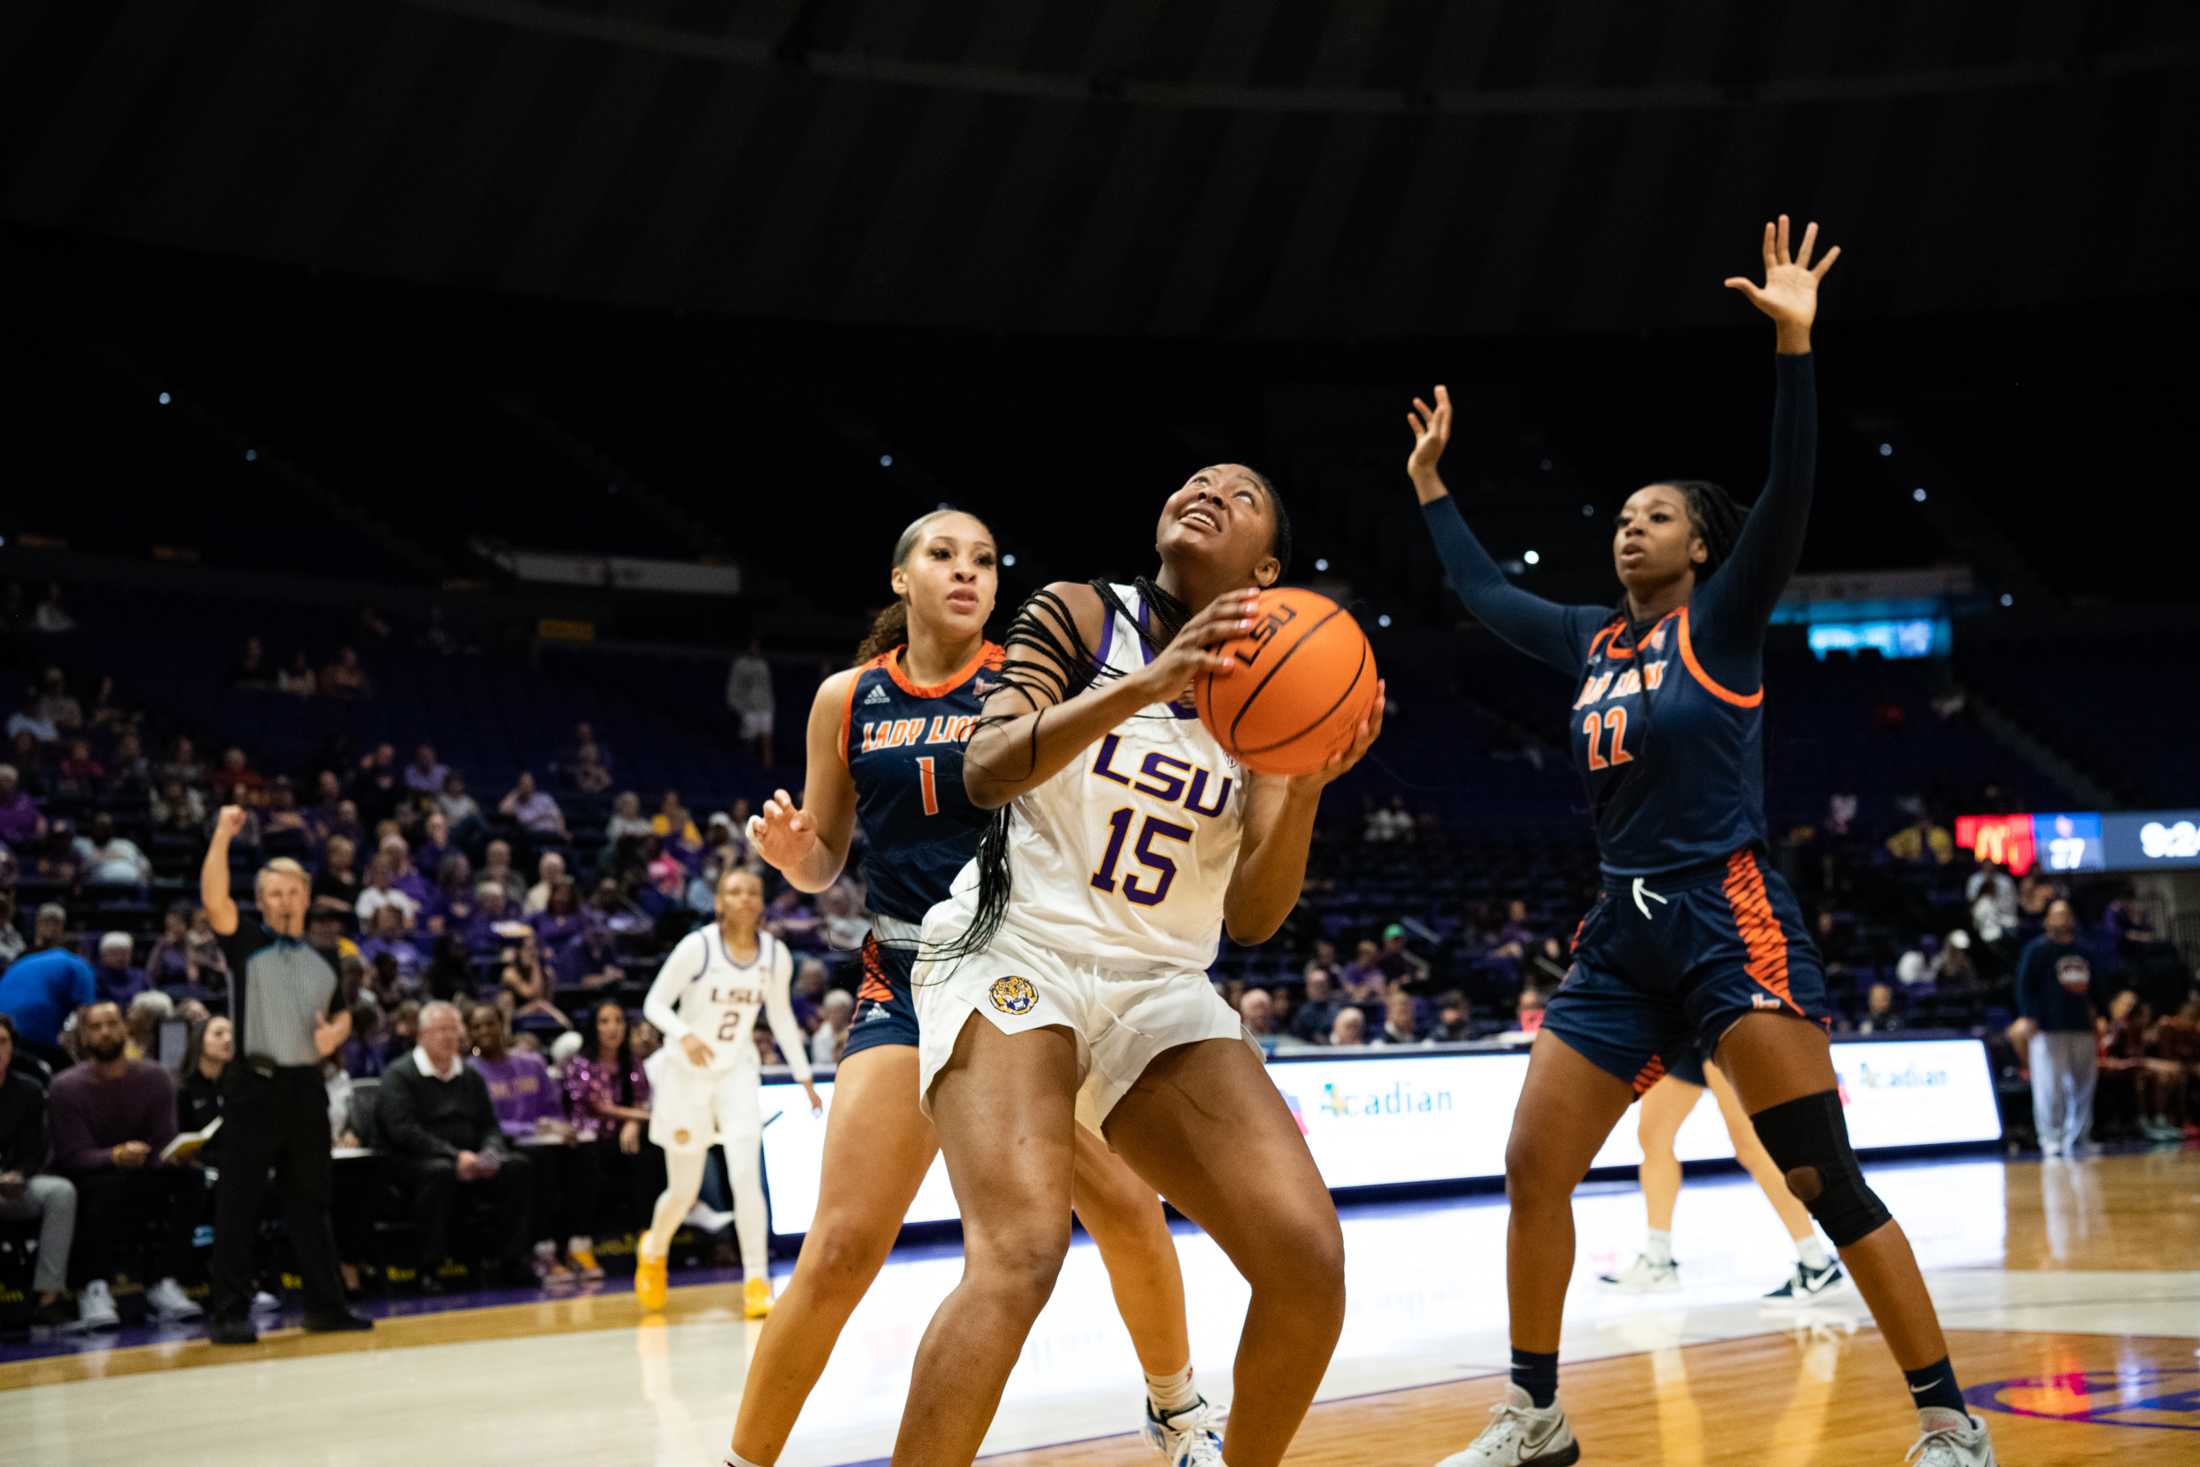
top-left (1643, 1229), bottom-right (1674, 1266)
top-left (1797, 1235), bottom-right (1833, 1271)
top-left (1145, 1363), bottom-right (1200, 1414)
top-left (726, 1453), bottom-right (768, 1467)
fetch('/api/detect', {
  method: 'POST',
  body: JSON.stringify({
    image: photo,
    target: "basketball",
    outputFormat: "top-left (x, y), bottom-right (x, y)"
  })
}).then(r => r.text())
top-left (1195, 587), bottom-right (1378, 776)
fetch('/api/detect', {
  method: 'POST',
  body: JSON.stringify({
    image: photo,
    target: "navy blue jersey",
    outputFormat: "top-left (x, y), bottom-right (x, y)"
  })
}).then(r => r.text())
top-left (1422, 353), bottom-right (1817, 881)
top-left (841, 643), bottom-right (1005, 925)
top-left (1566, 608), bottom-right (1764, 876)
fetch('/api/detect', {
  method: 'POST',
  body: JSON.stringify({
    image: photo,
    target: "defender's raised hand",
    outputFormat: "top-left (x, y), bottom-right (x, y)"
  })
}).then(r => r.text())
top-left (1406, 386), bottom-right (1453, 505)
top-left (1725, 214), bottom-right (1840, 347)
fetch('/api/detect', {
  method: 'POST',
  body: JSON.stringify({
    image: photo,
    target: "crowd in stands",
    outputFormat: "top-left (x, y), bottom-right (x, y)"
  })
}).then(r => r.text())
top-left (0, 584), bottom-right (2195, 1336)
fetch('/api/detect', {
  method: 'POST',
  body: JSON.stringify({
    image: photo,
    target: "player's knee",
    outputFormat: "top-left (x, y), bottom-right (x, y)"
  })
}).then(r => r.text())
top-left (1503, 1133), bottom-right (1573, 1212)
top-left (971, 1227), bottom-right (1069, 1312)
top-left (1751, 1090), bottom-right (1892, 1248)
top-left (797, 1219), bottom-right (895, 1299)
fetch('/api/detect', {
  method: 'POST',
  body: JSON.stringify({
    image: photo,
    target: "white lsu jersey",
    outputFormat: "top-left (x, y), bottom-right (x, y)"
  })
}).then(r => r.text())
top-left (641, 927), bottom-right (814, 1082)
top-left (945, 581), bottom-right (1248, 975)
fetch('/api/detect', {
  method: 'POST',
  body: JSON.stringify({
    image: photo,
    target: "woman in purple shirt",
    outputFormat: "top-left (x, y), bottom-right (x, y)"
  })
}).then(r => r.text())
top-left (469, 1006), bottom-right (591, 1284)
top-left (561, 1001), bottom-right (656, 1258)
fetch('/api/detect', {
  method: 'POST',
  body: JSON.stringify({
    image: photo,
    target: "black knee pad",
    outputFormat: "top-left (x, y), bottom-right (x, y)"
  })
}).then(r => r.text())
top-left (1749, 1089), bottom-right (1892, 1248)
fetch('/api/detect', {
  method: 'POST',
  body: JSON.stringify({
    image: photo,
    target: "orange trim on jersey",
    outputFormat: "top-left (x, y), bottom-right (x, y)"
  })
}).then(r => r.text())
top-left (856, 933), bottom-right (895, 1004)
top-left (1723, 849), bottom-right (1800, 1015)
top-left (1676, 608), bottom-right (1763, 708)
top-left (884, 641), bottom-right (1004, 700)
top-left (1632, 1055), bottom-right (1668, 1096)
top-left (839, 655), bottom-right (892, 765)
top-left (1594, 609), bottom-right (1680, 662)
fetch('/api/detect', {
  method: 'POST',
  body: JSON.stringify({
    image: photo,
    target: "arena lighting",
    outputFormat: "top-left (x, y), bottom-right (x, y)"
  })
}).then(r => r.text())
top-left (1539, 458), bottom-right (1553, 471)
top-left (1376, 614), bottom-right (1392, 628)
top-left (1313, 558), bottom-right (1329, 572)
top-left (1000, 553), bottom-right (1016, 568)
top-left (1879, 442), bottom-right (1893, 456)
top-left (156, 391), bottom-right (171, 405)
top-left (878, 453), bottom-right (893, 467)
top-left (1523, 549), bottom-right (1541, 565)
top-left (243, 449), bottom-right (258, 462)
top-left (1581, 504), bottom-right (1595, 517)
top-left (2000, 593), bottom-right (2014, 607)
top-left (1912, 487), bottom-right (1927, 502)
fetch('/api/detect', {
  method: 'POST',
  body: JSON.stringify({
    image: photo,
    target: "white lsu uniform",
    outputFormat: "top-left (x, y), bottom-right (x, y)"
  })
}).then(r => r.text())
top-left (643, 927), bottom-right (813, 1155)
top-left (914, 582), bottom-right (1253, 1128)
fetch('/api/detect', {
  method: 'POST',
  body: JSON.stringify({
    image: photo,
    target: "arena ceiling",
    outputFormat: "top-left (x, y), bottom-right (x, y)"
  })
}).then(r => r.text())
top-left (5, 0), bottom-right (2196, 340)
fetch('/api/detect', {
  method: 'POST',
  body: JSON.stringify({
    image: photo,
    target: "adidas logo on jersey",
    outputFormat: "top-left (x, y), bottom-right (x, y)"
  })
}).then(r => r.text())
top-left (864, 685), bottom-right (893, 706)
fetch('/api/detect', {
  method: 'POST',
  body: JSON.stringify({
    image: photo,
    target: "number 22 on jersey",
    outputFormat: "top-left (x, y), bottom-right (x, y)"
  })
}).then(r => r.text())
top-left (1582, 707), bottom-right (1633, 771)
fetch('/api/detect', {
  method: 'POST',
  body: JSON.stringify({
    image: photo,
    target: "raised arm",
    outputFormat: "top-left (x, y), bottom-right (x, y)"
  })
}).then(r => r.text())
top-left (1407, 389), bottom-right (1605, 677)
top-left (745, 672), bottom-right (863, 894)
top-left (964, 582), bottom-right (1256, 810)
top-left (1695, 215), bottom-right (1839, 645)
top-left (200, 805), bottom-right (248, 936)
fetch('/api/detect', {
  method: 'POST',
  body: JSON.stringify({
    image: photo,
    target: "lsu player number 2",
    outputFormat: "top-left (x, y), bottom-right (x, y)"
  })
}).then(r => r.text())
top-left (1090, 808), bottom-right (1193, 906)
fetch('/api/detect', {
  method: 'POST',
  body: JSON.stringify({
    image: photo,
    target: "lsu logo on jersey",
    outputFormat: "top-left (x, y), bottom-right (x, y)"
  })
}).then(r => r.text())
top-left (988, 975), bottom-right (1039, 1015)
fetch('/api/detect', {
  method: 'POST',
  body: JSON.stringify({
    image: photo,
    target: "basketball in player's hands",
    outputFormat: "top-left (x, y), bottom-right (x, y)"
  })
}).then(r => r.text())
top-left (1195, 588), bottom-right (1379, 777)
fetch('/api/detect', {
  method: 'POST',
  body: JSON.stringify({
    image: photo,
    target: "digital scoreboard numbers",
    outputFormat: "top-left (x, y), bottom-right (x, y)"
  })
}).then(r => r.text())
top-left (1958, 808), bottom-right (2196, 873)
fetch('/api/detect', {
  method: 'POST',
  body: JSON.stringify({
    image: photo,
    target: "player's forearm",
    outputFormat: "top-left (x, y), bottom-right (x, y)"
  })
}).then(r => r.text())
top-left (1223, 781), bottom-right (1322, 945)
top-left (775, 840), bottom-right (847, 895)
top-left (965, 676), bottom-right (1157, 810)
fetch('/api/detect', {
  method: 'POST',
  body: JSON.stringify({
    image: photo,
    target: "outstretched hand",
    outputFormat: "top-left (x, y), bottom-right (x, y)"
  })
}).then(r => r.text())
top-left (746, 788), bottom-right (818, 875)
top-left (1405, 387), bottom-right (1452, 505)
top-left (1725, 214), bottom-right (1840, 342)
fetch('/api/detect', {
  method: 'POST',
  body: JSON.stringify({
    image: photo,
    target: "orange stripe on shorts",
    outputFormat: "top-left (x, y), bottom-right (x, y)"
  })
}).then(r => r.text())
top-left (1632, 1055), bottom-right (1667, 1096)
top-left (1723, 849), bottom-right (1799, 1015)
top-left (856, 934), bottom-right (895, 1004)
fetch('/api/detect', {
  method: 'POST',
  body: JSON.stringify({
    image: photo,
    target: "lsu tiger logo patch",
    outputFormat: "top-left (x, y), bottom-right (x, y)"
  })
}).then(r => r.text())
top-left (988, 975), bottom-right (1039, 1015)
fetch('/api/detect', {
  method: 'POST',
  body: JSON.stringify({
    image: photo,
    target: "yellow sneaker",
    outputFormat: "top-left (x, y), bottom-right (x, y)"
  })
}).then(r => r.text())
top-left (569, 1245), bottom-right (603, 1281)
top-left (743, 1276), bottom-right (774, 1319)
top-left (634, 1254), bottom-right (669, 1313)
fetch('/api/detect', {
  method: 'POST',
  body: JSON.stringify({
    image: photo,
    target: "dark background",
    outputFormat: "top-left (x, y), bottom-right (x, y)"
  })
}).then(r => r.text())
top-left (4, 0), bottom-right (2197, 647)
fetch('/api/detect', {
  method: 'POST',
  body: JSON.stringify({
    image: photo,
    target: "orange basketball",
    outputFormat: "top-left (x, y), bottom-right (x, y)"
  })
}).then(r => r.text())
top-left (1195, 587), bottom-right (1378, 776)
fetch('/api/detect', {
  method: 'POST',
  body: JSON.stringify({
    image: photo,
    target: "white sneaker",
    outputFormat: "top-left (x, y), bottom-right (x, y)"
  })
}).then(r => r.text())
top-left (1905, 1411), bottom-right (1996, 1464)
top-left (1596, 1254), bottom-right (1679, 1293)
top-left (1434, 1384), bottom-right (1580, 1466)
top-left (77, 1280), bottom-right (121, 1331)
top-left (1141, 1396), bottom-right (1227, 1465)
top-left (147, 1277), bottom-right (204, 1321)
top-left (250, 1290), bottom-right (282, 1314)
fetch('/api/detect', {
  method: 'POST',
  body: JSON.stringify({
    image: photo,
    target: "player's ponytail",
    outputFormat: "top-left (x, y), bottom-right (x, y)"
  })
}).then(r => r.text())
top-left (851, 507), bottom-right (967, 666)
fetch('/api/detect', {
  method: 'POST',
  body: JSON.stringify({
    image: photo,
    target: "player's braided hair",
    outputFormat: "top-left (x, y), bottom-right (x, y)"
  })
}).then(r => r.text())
top-left (1245, 466), bottom-right (1293, 580)
top-left (853, 508), bottom-right (967, 665)
top-left (1668, 479), bottom-right (1745, 583)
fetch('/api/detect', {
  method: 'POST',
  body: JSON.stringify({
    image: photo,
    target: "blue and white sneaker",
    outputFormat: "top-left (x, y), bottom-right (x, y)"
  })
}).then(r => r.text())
top-left (1762, 1258), bottom-right (1848, 1306)
top-left (1142, 1396), bottom-right (1226, 1466)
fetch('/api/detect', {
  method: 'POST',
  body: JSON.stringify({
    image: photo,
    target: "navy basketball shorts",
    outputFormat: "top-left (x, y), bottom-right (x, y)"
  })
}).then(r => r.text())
top-left (842, 927), bottom-right (922, 1058)
top-left (1544, 847), bottom-right (1831, 1095)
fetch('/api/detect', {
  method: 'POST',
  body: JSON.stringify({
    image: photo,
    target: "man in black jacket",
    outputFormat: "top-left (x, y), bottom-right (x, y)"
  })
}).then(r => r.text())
top-left (374, 1001), bottom-right (533, 1289)
top-left (0, 1014), bottom-right (82, 1327)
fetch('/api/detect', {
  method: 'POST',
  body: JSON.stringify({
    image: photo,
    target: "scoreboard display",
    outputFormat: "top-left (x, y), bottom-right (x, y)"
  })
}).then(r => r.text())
top-left (1956, 809), bottom-right (2200, 874)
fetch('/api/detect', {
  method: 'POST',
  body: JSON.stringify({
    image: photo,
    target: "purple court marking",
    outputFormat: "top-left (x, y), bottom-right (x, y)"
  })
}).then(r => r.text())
top-left (1965, 1366), bottom-right (2200, 1432)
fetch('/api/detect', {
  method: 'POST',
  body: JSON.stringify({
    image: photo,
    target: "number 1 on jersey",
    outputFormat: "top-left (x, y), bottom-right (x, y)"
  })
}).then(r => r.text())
top-left (916, 756), bottom-right (940, 816)
top-left (1582, 707), bottom-right (1633, 771)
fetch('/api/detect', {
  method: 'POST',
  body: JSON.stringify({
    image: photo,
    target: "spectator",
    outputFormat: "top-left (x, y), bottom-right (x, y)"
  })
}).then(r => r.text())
top-left (0, 1013), bottom-right (84, 1327)
top-left (321, 646), bottom-right (373, 699)
top-left (94, 932), bottom-right (148, 1007)
top-left (32, 584), bottom-right (75, 634)
top-left (498, 932), bottom-right (568, 1028)
top-left (479, 839), bottom-right (526, 907)
top-left (1884, 811), bottom-right (1954, 866)
top-left (2015, 899), bottom-right (2102, 1158)
top-left (149, 777), bottom-right (206, 834)
top-left (404, 744), bottom-right (450, 796)
top-left (725, 638), bottom-right (776, 765)
top-left (350, 743), bottom-right (401, 826)
top-left (107, 730), bottom-right (150, 789)
top-left (377, 834), bottom-right (434, 911)
top-left (1328, 1006), bottom-right (1367, 1046)
top-left (1515, 986), bottom-right (1548, 1035)
top-left (531, 880), bottom-right (585, 961)
top-left (313, 834), bottom-right (362, 914)
top-left (2099, 992), bottom-right (2185, 1142)
top-left (1378, 924), bottom-right (1431, 987)
top-left (466, 882), bottom-right (528, 956)
top-left (175, 1014), bottom-right (233, 1153)
top-left (1430, 991), bottom-right (1477, 1043)
top-left (0, 890), bottom-right (24, 969)
top-left (416, 810), bottom-right (454, 879)
top-left (1934, 930), bottom-right (1981, 991)
top-left (1339, 939), bottom-right (1387, 1001)
top-left (563, 1001), bottom-right (653, 1237)
top-left (157, 735), bottom-right (206, 790)
top-left (215, 747), bottom-right (265, 801)
top-left (124, 989), bottom-right (174, 1062)
top-left (1488, 900), bottom-right (1540, 960)
top-left (1375, 990), bottom-right (1422, 1046)
top-left (1238, 988), bottom-right (1281, 1054)
top-left (146, 906), bottom-right (195, 991)
top-left (0, 763), bottom-right (47, 847)
top-left (356, 853), bottom-right (422, 932)
top-left (277, 650), bottom-right (318, 697)
top-left (374, 1001), bottom-right (534, 1291)
top-left (54, 737), bottom-right (106, 797)
top-left (811, 990), bottom-right (855, 1065)
top-left (1967, 859), bottom-right (2019, 946)
top-left (260, 778), bottom-right (312, 845)
top-left (34, 666), bottom-right (83, 732)
top-left (46, 1001), bottom-right (202, 1325)
top-left (74, 814), bottom-right (153, 888)
top-left (358, 906), bottom-right (425, 991)
top-left (524, 852), bottom-right (568, 917)
top-left (499, 773), bottom-right (569, 843)
top-left (1856, 982), bottom-right (1905, 1035)
top-left (437, 771), bottom-right (484, 833)
top-left (228, 638), bottom-right (272, 690)
top-left (468, 1004), bottom-right (595, 1284)
top-left (1291, 967), bottom-right (1342, 1044)
top-left (602, 791), bottom-right (654, 862)
top-left (566, 740), bottom-right (612, 796)
top-left (0, 905), bottom-right (96, 1062)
